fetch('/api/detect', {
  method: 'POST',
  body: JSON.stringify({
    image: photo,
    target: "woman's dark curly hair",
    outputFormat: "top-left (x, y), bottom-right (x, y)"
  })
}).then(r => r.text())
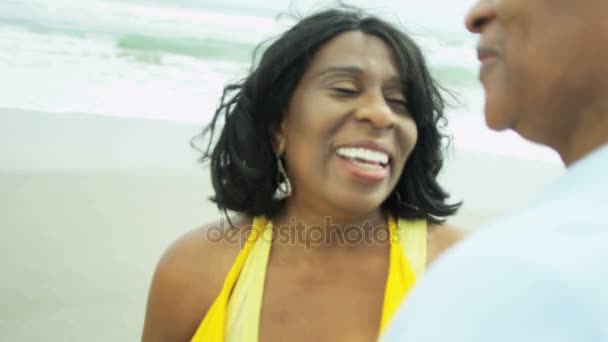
top-left (194, 6), bottom-right (462, 224)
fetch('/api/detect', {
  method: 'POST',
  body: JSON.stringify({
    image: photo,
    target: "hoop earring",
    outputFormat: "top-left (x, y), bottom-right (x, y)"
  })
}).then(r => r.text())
top-left (393, 191), bottom-right (420, 212)
top-left (273, 155), bottom-right (292, 200)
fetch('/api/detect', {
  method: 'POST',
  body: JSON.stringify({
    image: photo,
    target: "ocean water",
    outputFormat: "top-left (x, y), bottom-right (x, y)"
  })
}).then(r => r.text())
top-left (0, 0), bottom-right (559, 162)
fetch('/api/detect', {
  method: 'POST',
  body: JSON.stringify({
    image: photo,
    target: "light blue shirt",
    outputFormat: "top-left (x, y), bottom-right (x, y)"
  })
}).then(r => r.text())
top-left (384, 144), bottom-right (608, 342)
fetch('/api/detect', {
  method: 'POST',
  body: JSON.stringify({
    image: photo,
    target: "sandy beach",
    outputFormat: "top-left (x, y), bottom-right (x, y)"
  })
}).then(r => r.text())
top-left (0, 108), bottom-right (564, 341)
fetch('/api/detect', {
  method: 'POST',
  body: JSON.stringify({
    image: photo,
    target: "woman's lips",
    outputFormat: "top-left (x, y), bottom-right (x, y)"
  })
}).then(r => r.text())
top-left (336, 155), bottom-right (389, 182)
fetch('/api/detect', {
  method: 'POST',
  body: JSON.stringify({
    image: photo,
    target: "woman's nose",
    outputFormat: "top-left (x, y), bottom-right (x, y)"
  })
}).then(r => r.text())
top-left (354, 92), bottom-right (397, 129)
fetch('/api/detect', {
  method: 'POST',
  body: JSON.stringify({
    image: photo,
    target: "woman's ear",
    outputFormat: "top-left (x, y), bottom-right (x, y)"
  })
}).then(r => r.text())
top-left (270, 120), bottom-right (287, 155)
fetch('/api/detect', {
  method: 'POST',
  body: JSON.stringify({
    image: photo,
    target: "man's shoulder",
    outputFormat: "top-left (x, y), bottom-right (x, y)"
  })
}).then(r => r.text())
top-left (384, 206), bottom-right (608, 341)
top-left (427, 198), bottom-right (608, 284)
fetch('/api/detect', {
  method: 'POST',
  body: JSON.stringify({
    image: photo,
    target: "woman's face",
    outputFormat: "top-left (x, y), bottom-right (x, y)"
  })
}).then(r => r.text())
top-left (275, 30), bottom-right (418, 219)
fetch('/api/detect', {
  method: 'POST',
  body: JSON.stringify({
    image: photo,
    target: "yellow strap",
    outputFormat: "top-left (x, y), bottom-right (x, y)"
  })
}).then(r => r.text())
top-left (398, 217), bottom-right (427, 277)
top-left (190, 216), bottom-right (269, 342)
top-left (379, 216), bottom-right (427, 334)
top-left (225, 220), bottom-right (273, 341)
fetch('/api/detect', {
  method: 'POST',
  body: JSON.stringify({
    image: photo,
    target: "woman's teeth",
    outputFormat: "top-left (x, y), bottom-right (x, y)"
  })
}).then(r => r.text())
top-left (336, 147), bottom-right (389, 167)
top-left (350, 159), bottom-right (385, 170)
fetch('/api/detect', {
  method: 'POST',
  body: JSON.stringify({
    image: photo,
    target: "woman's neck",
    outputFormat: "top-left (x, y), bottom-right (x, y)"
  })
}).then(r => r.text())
top-left (270, 204), bottom-right (390, 252)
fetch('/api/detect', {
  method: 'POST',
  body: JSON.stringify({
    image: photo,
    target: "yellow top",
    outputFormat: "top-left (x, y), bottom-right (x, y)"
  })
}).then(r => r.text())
top-left (191, 215), bottom-right (427, 341)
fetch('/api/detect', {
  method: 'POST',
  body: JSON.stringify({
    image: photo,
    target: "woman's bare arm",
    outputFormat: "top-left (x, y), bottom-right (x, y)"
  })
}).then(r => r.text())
top-left (141, 217), bottom-right (250, 342)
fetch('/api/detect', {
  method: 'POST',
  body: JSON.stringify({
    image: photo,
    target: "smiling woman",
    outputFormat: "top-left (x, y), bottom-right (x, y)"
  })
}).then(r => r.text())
top-left (142, 6), bottom-right (465, 342)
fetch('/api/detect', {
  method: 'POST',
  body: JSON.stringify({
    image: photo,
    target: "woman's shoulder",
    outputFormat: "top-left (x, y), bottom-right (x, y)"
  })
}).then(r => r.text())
top-left (141, 214), bottom-right (254, 341)
top-left (426, 222), bottom-right (469, 266)
top-left (152, 214), bottom-right (254, 293)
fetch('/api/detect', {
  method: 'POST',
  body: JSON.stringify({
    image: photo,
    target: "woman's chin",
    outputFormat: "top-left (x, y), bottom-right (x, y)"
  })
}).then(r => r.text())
top-left (329, 194), bottom-right (386, 218)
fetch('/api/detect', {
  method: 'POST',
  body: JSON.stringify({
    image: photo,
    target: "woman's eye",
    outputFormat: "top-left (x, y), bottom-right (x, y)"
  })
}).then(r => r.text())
top-left (387, 98), bottom-right (409, 111)
top-left (332, 88), bottom-right (359, 96)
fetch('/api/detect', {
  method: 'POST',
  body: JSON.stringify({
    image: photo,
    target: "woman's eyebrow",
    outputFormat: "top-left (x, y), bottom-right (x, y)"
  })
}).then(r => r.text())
top-left (385, 80), bottom-right (405, 91)
top-left (317, 65), bottom-right (363, 77)
top-left (317, 66), bottom-right (405, 91)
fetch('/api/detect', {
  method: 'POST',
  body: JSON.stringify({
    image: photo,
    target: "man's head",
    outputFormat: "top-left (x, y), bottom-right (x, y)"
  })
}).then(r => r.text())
top-left (465, 0), bottom-right (608, 165)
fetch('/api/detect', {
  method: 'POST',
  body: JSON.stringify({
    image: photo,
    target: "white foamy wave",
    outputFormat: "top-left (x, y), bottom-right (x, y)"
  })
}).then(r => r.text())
top-left (0, 25), bottom-right (244, 123)
top-left (0, 0), bottom-right (290, 43)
